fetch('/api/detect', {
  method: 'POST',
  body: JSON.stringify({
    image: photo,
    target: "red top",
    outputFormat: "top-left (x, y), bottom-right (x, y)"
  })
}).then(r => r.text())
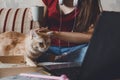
top-left (42, 0), bottom-right (80, 47)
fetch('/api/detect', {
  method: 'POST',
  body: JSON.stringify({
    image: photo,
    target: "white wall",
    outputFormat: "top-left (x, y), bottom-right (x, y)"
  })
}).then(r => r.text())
top-left (101, 0), bottom-right (120, 12)
top-left (0, 0), bottom-right (120, 12)
top-left (0, 0), bottom-right (41, 8)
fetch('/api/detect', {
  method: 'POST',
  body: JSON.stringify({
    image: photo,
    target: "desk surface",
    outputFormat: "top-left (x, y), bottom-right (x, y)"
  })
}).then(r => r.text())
top-left (0, 66), bottom-right (51, 78)
top-left (0, 62), bottom-right (81, 80)
top-left (0, 56), bottom-right (51, 78)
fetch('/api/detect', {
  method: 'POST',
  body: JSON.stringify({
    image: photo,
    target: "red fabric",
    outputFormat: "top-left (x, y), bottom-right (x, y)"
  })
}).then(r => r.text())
top-left (42, 0), bottom-right (80, 47)
top-left (3, 9), bottom-right (12, 32)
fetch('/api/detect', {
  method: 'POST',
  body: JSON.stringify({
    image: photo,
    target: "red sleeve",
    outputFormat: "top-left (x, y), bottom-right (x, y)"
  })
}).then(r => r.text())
top-left (42, 0), bottom-right (47, 6)
top-left (42, 0), bottom-right (56, 7)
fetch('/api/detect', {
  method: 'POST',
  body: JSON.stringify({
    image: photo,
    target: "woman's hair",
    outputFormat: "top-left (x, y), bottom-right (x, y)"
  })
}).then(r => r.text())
top-left (74, 0), bottom-right (101, 32)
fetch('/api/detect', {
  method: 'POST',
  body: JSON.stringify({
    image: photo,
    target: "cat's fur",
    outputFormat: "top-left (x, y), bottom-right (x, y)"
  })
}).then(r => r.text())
top-left (0, 29), bottom-right (52, 66)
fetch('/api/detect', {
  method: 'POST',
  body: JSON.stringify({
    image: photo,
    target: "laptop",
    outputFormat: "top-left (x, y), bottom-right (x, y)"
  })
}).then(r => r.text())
top-left (79, 11), bottom-right (120, 80)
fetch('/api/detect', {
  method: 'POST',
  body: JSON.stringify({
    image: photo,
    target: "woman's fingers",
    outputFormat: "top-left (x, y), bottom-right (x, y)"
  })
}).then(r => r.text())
top-left (34, 27), bottom-right (49, 33)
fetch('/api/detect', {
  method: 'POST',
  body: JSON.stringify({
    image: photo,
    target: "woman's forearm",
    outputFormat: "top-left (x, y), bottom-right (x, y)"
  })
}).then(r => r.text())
top-left (53, 31), bottom-right (93, 44)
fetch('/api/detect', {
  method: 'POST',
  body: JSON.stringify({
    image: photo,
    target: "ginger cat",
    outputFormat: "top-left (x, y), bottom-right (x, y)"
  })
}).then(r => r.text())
top-left (0, 29), bottom-right (53, 66)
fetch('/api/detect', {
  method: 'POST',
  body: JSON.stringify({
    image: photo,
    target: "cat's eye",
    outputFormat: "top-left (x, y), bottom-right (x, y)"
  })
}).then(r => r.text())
top-left (39, 42), bottom-right (44, 47)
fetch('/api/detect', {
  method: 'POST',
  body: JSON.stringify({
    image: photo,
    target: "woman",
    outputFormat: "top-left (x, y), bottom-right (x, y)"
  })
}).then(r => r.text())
top-left (37, 0), bottom-right (101, 63)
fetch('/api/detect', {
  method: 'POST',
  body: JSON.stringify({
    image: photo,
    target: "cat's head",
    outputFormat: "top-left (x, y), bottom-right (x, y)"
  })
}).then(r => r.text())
top-left (27, 29), bottom-right (53, 58)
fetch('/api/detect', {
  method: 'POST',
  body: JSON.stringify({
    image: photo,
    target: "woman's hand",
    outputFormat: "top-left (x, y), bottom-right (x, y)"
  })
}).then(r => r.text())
top-left (34, 27), bottom-right (49, 33)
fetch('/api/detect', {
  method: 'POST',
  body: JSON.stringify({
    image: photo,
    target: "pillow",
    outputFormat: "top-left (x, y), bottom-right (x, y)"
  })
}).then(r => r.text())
top-left (0, 8), bottom-right (35, 34)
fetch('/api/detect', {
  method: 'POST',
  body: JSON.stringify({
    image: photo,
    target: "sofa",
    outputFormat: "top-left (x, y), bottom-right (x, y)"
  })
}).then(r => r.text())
top-left (0, 0), bottom-right (40, 34)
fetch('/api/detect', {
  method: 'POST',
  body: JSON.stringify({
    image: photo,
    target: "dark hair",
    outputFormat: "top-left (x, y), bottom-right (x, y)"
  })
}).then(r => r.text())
top-left (74, 0), bottom-right (101, 32)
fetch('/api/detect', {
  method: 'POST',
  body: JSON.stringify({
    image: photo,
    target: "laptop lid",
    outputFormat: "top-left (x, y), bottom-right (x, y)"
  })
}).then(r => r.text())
top-left (79, 11), bottom-right (120, 80)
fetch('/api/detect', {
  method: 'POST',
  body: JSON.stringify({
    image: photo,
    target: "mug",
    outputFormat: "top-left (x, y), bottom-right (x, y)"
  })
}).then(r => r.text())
top-left (31, 6), bottom-right (44, 21)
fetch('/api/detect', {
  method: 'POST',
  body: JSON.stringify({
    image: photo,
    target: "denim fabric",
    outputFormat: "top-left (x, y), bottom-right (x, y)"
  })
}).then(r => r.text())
top-left (47, 44), bottom-right (89, 63)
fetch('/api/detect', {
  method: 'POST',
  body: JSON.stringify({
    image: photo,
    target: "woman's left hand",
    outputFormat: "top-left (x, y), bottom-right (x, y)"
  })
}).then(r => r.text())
top-left (34, 27), bottom-right (49, 33)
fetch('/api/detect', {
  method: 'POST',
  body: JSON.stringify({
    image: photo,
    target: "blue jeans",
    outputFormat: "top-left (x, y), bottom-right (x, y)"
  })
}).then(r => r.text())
top-left (47, 44), bottom-right (88, 63)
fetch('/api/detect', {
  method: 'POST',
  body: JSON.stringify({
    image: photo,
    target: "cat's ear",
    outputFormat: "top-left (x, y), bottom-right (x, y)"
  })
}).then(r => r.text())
top-left (30, 30), bottom-right (39, 39)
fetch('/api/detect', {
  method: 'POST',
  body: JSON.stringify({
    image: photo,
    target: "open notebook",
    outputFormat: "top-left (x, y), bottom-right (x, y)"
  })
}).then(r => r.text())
top-left (38, 62), bottom-right (81, 80)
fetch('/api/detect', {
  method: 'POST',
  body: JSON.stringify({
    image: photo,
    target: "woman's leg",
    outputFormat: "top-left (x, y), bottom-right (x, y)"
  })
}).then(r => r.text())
top-left (50, 44), bottom-right (89, 63)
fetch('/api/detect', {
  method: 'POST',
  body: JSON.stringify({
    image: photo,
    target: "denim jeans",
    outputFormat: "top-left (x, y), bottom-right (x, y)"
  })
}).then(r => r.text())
top-left (48, 44), bottom-right (89, 64)
top-left (36, 44), bottom-right (88, 64)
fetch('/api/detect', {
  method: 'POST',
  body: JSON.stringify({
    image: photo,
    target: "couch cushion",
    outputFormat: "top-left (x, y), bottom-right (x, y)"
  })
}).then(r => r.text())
top-left (0, 8), bottom-right (34, 34)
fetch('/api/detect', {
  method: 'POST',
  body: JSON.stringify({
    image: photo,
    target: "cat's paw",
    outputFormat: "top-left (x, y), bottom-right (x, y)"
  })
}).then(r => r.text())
top-left (26, 61), bottom-right (37, 67)
top-left (25, 57), bottom-right (38, 67)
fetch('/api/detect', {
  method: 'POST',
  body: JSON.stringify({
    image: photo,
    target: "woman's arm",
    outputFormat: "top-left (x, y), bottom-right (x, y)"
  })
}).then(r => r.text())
top-left (36, 25), bottom-right (94, 44)
top-left (53, 25), bottom-right (94, 44)
top-left (53, 31), bottom-right (91, 44)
